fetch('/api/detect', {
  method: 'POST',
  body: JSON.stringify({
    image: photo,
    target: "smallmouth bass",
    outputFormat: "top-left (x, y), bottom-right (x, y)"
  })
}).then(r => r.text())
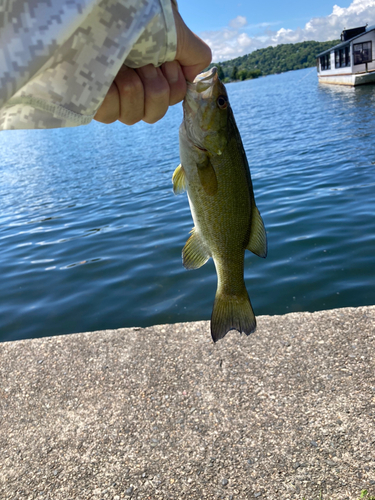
top-left (173, 67), bottom-right (267, 342)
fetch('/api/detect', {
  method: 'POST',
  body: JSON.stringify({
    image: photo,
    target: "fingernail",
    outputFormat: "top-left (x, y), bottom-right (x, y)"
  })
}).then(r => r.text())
top-left (138, 64), bottom-right (158, 80)
top-left (163, 62), bottom-right (179, 84)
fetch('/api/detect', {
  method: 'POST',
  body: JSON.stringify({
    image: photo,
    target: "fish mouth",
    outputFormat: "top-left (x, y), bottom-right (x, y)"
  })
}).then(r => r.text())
top-left (193, 66), bottom-right (217, 84)
top-left (190, 66), bottom-right (218, 95)
top-left (184, 67), bottom-right (218, 116)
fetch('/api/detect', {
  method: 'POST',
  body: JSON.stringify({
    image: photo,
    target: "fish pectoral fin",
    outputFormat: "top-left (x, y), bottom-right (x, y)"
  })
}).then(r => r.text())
top-left (246, 204), bottom-right (267, 258)
top-left (182, 228), bottom-right (211, 270)
top-left (172, 164), bottom-right (187, 194)
top-left (196, 157), bottom-right (218, 196)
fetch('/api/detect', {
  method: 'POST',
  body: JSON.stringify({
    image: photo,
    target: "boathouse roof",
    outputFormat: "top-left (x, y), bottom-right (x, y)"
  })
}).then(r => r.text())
top-left (316, 24), bottom-right (375, 58)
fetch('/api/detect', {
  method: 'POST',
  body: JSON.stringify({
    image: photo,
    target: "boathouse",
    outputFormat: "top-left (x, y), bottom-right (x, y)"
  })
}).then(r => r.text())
top-left (317, 25), bottom-right (375, 85)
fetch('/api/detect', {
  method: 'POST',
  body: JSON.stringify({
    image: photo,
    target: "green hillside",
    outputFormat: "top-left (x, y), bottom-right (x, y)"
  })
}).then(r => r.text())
top-left (211, 40), bottom-right (339, 82)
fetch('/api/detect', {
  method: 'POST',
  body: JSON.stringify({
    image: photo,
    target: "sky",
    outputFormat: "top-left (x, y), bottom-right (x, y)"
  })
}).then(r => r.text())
top-left (177, 0), bottom-right (375, 62)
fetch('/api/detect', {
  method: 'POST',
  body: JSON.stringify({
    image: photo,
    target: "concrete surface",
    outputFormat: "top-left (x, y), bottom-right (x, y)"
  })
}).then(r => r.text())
top-left (0, 306), bottom-right (374, 500)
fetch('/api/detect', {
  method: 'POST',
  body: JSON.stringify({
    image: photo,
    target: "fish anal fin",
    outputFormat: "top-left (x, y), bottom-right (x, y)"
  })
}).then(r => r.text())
top-left (246, 204), bottom-right (267, 258)
top-left (182, 228), bottom-right (211, 270)
top-left (211, 287), bottom-right (256, 342)
top-left (197, 157), bottom-right (218, 196)
top-left (172, 164), bottom-right (187, 194)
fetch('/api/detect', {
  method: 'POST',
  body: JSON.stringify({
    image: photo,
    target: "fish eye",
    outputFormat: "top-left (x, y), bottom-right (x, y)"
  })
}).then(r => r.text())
top-left (216, 95), bottom-right (228, 109)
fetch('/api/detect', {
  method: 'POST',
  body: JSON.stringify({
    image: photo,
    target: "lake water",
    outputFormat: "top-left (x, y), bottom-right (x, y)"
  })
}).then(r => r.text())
top-left (1, 67), bottom-right (375, 342)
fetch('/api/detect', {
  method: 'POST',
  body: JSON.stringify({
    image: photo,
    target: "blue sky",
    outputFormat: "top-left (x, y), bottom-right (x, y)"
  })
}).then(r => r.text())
top-left (177, 0), bottom-right (375, 61)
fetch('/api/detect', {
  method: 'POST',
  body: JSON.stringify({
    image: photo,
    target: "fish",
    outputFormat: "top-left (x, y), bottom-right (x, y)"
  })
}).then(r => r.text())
top-left (172, 66), bottom-right (267, 342)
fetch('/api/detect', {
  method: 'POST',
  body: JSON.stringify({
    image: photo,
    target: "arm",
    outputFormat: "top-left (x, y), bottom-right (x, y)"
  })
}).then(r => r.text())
top-left (94, 5), bottom-right (212, 125)
top-left (0, 0), bottom-right (211, 130)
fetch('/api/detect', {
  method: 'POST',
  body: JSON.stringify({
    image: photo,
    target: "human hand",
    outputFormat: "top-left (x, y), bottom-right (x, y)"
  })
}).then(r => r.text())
top-left (94, 5), bottom-right (211, 125)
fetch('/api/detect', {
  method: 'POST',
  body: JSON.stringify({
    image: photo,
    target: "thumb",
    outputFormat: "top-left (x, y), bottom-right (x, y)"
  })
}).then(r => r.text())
top-left (173, 7), bottom-right (212, 82)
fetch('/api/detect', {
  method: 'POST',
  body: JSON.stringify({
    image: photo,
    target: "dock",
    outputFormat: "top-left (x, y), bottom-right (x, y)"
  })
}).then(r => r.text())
top-left (1, 306), bottom-right (374, 499)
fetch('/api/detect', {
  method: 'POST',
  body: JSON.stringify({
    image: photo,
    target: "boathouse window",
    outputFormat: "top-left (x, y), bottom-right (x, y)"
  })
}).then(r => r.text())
top-left (320, 53), bottom-right (331, 71)
top-left (345, 46), bottom-right (351, 66)
top-left (353, 41), bottom-right (372, 65)
top-left (335, 46), bottom-right (351, 68)
top-left (335, 50), bottom-right (340, 68)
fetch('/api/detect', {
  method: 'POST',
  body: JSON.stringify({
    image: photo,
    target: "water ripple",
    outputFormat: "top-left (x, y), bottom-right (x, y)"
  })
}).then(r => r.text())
top-left (0, 69), bottom-right (375, 341)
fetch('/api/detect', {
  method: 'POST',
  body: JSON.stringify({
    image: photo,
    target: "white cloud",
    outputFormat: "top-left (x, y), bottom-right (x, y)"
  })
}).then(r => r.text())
top-left (202, 0), bottom-right (375, 62)
top-left (229, 15), bottom-right (247, 29)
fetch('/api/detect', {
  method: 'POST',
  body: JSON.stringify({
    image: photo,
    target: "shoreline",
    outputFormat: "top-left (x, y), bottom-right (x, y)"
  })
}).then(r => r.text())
top-left (1, 306), bottom-right (374, 499)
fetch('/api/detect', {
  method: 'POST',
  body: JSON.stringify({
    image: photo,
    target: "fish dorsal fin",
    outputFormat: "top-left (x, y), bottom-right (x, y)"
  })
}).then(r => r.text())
top-left (246, 204), bottom-right (267, 258)
top-left (172, 164), bottom-right (187, 194)
top-left (182, 228), bottom-right (211, 270)
top-left (196, 156), bottom-right (218, 196)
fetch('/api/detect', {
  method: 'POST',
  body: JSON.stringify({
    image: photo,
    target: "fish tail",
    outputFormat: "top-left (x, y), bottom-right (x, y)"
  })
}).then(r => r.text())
top-left (211, 287), bottom-right (256, 342)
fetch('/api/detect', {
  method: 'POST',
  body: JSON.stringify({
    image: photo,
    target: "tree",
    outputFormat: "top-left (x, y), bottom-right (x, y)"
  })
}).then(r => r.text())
top-left (238, 70), bottom-right (248, 81)
top-left (231, 65), bottom-right (239, 80)
top-left (208, 39), bottom-right (340, 82)
top-left (217, 64), bottom-right (225, 80)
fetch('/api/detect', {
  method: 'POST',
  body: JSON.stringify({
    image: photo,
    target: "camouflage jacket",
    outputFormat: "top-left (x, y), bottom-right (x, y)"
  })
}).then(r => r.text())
top-left (0, 0), bottom-right (178, 130)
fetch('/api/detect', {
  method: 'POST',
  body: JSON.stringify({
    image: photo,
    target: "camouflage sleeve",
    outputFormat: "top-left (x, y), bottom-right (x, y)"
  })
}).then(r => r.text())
top-left (0, 0), bottom-right (178, 130)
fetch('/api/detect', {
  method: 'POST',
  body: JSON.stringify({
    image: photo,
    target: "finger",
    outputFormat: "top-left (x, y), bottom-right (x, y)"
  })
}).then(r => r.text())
top-left (161, 61), bottom-right (186, 106)
top-left (115, 66), bottom-right (144, 125)
top-left (136, 65), bottom-right (170, 124)
top-left (94, 82), bottom-right (120, 124)
top-left (172, 7), bottom-right (212, 82)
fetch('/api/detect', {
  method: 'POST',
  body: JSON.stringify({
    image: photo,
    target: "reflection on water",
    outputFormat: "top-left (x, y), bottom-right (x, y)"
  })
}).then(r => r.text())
top-left (0, 68), bottom-right (375, 342)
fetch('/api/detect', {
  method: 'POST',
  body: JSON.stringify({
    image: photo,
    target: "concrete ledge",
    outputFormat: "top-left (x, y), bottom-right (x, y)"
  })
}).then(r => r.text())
top-left (1, 306), bottom-right (375, 500)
